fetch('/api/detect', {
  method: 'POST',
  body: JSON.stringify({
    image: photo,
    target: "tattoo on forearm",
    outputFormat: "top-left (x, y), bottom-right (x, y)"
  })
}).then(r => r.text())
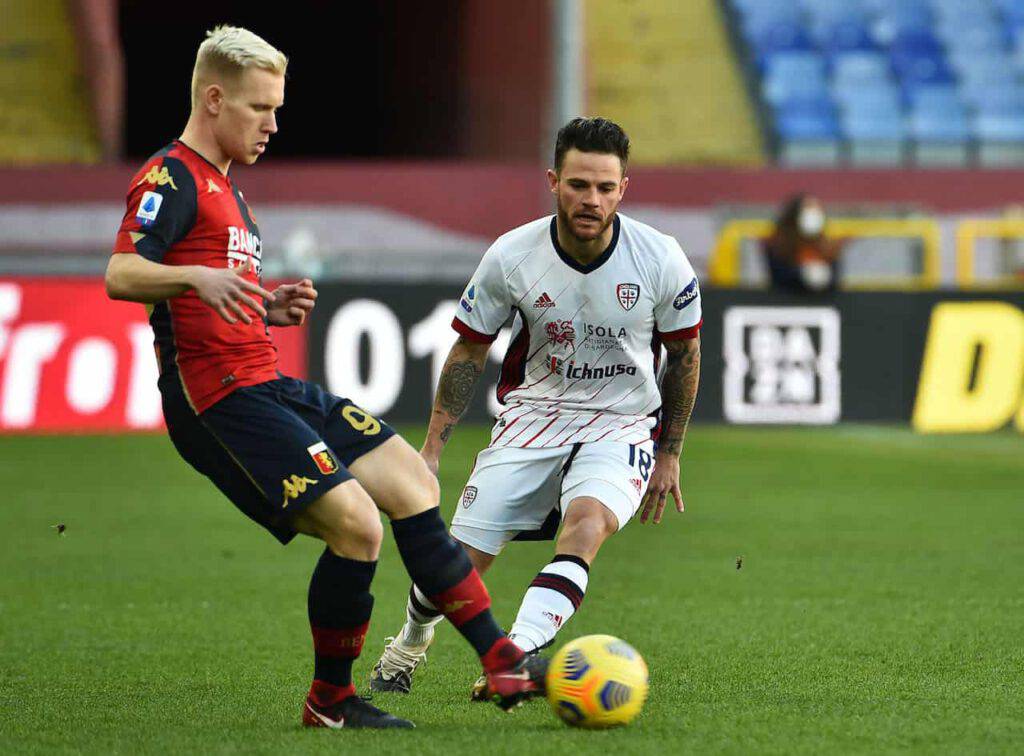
top-left (658, 338), bottom-right (701, 456)
top-left (435, 358), bottom-right (483, 442)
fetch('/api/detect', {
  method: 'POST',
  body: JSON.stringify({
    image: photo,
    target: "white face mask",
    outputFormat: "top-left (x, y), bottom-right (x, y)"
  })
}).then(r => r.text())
top-left (798, 206), bottom-right (825, 236)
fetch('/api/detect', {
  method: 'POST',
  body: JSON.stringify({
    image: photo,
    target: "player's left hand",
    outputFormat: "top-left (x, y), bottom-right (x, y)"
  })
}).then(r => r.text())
top-left (267, 278), bottom-right (317, 326)
top-left (639, 453), bottom-right (684, 525)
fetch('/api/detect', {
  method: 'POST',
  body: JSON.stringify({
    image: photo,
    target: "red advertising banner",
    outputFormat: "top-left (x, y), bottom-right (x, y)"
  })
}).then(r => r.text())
top-left (0, 278), bottom-right (306, 432)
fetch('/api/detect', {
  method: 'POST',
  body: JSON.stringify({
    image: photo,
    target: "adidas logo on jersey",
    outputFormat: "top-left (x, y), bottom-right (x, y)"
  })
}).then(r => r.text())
top-left (533, 292), bottom-right (556, 308)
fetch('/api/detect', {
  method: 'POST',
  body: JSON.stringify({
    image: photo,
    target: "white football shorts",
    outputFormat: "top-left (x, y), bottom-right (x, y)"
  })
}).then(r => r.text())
top-left (449, 438), bottom-right (656, 555)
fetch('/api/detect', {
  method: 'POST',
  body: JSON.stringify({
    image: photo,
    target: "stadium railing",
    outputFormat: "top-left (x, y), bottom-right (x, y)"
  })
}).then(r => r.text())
top-left (955, 218), bottom-right (1024, 290)
top-left (708, 217), bottom-right (942, 289)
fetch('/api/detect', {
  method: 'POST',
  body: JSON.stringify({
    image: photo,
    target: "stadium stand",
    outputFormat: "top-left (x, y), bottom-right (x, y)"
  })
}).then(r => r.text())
top-left (586, 0), bottom-right (764, 165)
top-left (0, 0), bottom-right (100, 164)
top-left (725, 0), bottom-right (1024, 166)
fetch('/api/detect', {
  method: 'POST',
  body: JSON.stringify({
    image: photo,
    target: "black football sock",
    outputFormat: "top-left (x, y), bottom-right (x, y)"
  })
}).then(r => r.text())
top-left (391, 507), bottom-right (524, 672)
top-left (307, 548), bottom-right (376, 705)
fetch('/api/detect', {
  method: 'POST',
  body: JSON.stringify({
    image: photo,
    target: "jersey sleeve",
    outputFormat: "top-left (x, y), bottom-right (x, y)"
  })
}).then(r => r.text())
top-left (113, 157), bottom-right (197, 262)
top-left (654, 238), bottom-right (702, 340)
top-left (451, 244), bottom-right (511, 343)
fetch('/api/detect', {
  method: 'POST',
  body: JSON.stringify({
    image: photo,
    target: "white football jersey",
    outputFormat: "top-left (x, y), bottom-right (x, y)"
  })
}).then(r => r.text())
top-left (453, 213), bottom-right (702, 448)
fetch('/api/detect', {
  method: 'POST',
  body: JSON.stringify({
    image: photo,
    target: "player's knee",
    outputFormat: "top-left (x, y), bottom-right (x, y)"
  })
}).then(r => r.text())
top-left (297, 482), bottom-right (383, 560)
top-left (561, 501), bottom-right (617, 551)
top-left (349, 508), bottom-right (384, 554)
top-left (386, 457), bottom-right (440, 518)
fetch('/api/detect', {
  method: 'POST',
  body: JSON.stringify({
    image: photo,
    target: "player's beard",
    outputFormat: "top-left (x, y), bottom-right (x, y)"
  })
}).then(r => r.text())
top-left (556, 195), bottom-right (617, 243)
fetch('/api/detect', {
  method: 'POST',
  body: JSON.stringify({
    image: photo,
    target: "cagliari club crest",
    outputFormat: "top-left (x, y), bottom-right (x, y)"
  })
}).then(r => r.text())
top-left (616, 283), bottom-right (640, 311)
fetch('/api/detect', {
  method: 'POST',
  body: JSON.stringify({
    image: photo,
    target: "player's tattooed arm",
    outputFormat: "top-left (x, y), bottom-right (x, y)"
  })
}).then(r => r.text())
top-left (639, 334), bottom-right (700, 524)
top-left (657, 334), bottom-right (701, 457)
top-left (422, 336), bottom-right (490, 471)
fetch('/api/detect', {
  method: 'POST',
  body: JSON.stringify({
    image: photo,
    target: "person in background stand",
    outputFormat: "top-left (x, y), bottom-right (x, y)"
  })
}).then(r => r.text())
top-left (762, 193), bottom-right (843, 293)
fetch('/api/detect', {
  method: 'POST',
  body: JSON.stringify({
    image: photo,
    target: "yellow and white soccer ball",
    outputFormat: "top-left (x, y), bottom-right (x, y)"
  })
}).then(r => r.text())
top-left (546, 634), bottom-right (649, 728)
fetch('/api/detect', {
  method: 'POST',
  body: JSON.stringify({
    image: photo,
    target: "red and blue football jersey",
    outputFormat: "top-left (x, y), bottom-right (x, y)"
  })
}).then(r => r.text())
top-left (114, 140), bottom-right (278, 412)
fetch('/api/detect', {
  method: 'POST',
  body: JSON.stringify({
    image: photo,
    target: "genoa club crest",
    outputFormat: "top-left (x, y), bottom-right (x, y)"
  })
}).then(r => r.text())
top-left (616, 283), bottom-right (640, 311)
top-left (306, 441), bottom-right (339, 475)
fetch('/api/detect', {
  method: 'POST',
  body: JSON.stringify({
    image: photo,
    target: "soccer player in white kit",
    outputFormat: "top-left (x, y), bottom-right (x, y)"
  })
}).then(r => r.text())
top-left (371, 117), bottom-right (702, 695)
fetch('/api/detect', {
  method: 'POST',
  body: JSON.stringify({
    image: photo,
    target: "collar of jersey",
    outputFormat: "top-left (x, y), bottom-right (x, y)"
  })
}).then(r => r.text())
top-left (549, 215), bottom-right (620, 274)
top-left (174, 139), bottom-right (230, 179)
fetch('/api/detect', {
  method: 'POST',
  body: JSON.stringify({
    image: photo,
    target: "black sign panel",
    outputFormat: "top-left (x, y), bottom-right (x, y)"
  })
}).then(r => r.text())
top-left (306, 284), bottom-right (1024, 426)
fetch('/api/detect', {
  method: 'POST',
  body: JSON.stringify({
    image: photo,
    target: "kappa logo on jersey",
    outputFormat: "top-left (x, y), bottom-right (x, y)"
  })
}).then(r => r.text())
top-left (616, 283), bottom-right (640, 311)
top-left (137, 165), bottom-right (178, 191)
top-left (542, 611), bottom-right (564, 628)
top-left (461, 485), bottom-right (478, 508)
top-left (461, 284), bottom-right (476, 313)
top-left (281, 474), bottom-right (318, 507)
top-left (534, 292), bottom-right (556, 308)
top-left (545, 319), bottom-right (576, 345)
top-left (306, 441), bottom-right (339, 475)
top-left (135, 191), bottom-right (163, 227)
top-left (673, 278), bottom-right (699, 310)
top-left (207, 178), bottom-right (223, 194)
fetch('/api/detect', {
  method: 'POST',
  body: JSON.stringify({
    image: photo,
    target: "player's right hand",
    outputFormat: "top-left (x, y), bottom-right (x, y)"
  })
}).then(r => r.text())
top-left (190, 257), bottom-right (275, 325)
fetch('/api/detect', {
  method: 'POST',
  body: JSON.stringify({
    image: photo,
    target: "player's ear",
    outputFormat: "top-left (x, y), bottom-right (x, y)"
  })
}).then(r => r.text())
top-left (619, 175), bottom-right (629, 199)
top-left (203, 84), bottom-right (224, 115)
top-left (546, 168), bottom-right (559, 194)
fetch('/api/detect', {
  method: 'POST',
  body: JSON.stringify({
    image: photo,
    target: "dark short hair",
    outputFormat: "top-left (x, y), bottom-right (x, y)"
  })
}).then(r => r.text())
top-left (554, 117), bottom-right (630, 173)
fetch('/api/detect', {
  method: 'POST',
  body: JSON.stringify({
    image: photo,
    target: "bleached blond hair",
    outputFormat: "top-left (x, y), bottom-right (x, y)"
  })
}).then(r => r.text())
top-left (191, 25), bottom-right (288, 107)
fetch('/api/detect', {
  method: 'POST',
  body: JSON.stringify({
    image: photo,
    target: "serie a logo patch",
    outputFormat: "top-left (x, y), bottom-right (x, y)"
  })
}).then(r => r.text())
top-left (136, 191), bottom-right (163, 227)
top-left (306, 441), bottom-right (339, 475)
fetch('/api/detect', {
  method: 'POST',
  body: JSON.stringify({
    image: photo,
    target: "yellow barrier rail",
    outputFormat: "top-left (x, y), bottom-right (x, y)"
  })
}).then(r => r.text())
top-left (955, 219), bottom-right (1024, 290)
top-left (709, 218), bottom-right (942, 290)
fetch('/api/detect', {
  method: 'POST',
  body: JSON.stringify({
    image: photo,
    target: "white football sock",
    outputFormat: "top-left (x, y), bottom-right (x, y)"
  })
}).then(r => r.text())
top-left (509, 555), bottom-right (589, 652)
top-left (400, 584), bottom-right (444, 646)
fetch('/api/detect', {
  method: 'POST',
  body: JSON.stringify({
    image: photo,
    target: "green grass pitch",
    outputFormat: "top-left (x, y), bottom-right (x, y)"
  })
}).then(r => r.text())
top-left (2, 425), bottom-right (1022, 754)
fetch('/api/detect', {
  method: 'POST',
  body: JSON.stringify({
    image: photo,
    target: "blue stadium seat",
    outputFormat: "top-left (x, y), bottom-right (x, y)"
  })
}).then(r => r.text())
top-left (974, 112), bottom-right (1024, 141)
top-left (947, 50), bottom-right (1014, 77)
top-left (909, 110), bottom-right (969, 141)
top-left (775, 99), bottom-right (840, 140)
top-left (907, 84), bottom-right (964, 113)
top-left (832, 52), bottom-right (891, 86)
top-left (833, 83), bottom-right (902, 113)
top-left (842, 113), bottom-right (906, 141)
top-left (940, 23), bottom-right (1009, 53)
top-left (930, 0), bottom-right (995, 17)
top-left (872, 7), bottom-right (934, 47)
top-left (889, 29), bottom-right (944, 56)
top-left (729, 0), bottom-right (1024, 164)
top-left (966, 86), bottom-right (1024, 115)
top-left (763, 68), bottom-right (830, 106)
top-left (995, 0), bottom-right (1024, 29)
top-left (765, 52), bottom-right (828, 83)
top-left (959, 74), bottom-right (1023, 111)
top-left (892, 54), bottom-right (956, 88)
top-left (819, 20), bottom-right (877, 53)
top-left (747, 22), bottom-right (815, 64)
top-left (742, 7), bottom-right (804, 39)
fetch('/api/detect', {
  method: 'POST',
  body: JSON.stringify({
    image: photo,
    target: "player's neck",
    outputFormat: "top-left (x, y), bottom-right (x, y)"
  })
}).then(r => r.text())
top-left (555, 215), bottom-right (615, 265)
top-left (178, 120), bottom-right (232, 175)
